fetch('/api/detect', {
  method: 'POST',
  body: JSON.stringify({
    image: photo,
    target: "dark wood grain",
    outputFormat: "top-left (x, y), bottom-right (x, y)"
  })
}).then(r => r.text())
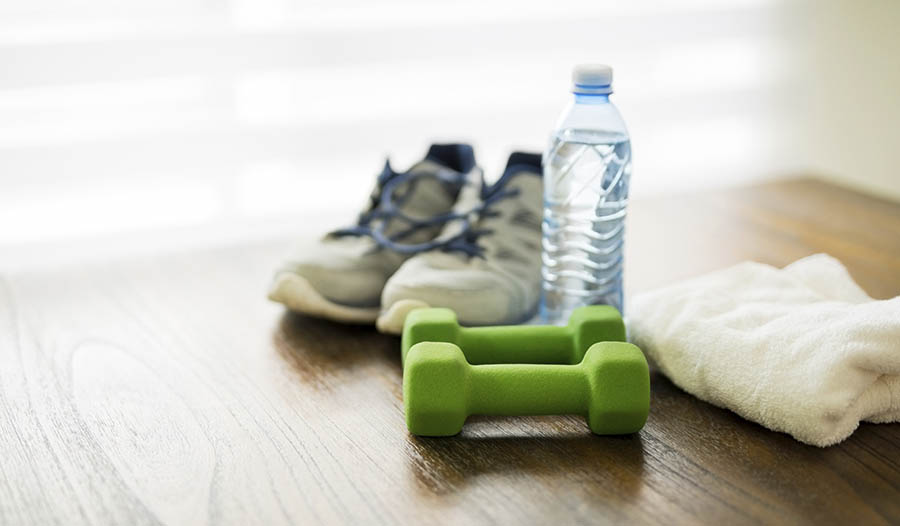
top-left (1, 178), bottom-right (898, 525)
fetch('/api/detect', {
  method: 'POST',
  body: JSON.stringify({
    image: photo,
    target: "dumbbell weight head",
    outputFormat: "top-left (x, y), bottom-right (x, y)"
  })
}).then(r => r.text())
top-left (403, 342), bottom-right (468, 436)
top-left (401, 305), bottom-right (626, 365)
top-left (403, 341), bottom-right (649, 436)
top-left (568, 306), bottom-right (627, 360)
top-left (402, 308), bottom-right (460, 363)
top-left (582, 342), bottom-right (651, 435)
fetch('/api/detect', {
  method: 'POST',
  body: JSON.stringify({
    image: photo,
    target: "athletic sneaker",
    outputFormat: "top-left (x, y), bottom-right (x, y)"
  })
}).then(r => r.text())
top-left (268, 144), bottom-right (481, 323)
top-left (376, 152), bottom-right (543, 334)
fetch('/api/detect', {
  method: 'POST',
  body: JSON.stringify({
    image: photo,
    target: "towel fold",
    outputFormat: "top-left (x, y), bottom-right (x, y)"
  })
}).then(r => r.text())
top-left (629, 254), bottom-right (900, 446)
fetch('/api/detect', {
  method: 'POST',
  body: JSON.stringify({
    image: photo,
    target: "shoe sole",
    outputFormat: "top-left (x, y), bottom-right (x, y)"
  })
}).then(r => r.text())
top-left (376, 299), bottom-right (432, 334)
top-left (268, 273), bottom-right (380, 324)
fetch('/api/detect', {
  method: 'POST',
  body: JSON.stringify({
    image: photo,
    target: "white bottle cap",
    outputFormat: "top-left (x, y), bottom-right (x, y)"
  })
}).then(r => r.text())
top-left (572, 64), bottom-right (613, 95)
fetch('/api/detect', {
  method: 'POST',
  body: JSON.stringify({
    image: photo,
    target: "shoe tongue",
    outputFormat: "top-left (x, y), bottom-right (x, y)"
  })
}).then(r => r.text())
top-left (498, 152), bottom-right (542, 184)
top-left (431, 167), bottom-right (483, 242)
top-left (451, 173), bottom-right (484, 214)
top-left (480, 153), bottom-right (541, 202)
top-left (408, 158), bottom-right (456, 177)
top-left (505, 152), bottom-right (542, 173)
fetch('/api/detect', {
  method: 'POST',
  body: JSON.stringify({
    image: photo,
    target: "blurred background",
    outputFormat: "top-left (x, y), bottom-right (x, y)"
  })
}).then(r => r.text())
top-left (1, 0), bottom-right (898, 272)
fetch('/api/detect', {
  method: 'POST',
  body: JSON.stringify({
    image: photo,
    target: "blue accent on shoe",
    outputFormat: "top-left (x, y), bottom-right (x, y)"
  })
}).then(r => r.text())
top-left (441, 151), bottom-right (542, 258)
top-left (330, 144), bottom-right (477, 250)
top-left (334, 147), bottom-right (541, 259)
top-left (424, 143), bottom-right (477, 174)
top-left (374, 151), bottom-right (542, 257)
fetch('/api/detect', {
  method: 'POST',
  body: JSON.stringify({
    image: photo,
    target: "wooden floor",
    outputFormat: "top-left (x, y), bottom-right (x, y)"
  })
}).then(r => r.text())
top-left (1, 178), bottom-right (899, 525)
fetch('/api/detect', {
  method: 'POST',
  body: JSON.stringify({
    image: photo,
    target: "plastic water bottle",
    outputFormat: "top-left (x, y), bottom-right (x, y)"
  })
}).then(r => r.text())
top-left (540, 64), bottom-right (632, 324)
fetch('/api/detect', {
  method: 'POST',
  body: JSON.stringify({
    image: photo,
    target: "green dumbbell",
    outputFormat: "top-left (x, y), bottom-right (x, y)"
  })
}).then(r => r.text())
top-left (401, 305), bottom-right (625, 365)
top-left (403, 341), bottom-right (650, 436)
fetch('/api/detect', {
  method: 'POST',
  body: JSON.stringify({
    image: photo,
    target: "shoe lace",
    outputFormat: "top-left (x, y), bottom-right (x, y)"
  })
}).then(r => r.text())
top-left (330, 159), bottom-right (470, 253)
top-left (438, 167), bottom-right (529, 258)
top-left (332, 160), bottom-right (534, 257)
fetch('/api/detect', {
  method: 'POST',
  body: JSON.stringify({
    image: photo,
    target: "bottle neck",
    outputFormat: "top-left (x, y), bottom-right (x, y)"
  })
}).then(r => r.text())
top-left (574, 93), bottom-right (610, 104)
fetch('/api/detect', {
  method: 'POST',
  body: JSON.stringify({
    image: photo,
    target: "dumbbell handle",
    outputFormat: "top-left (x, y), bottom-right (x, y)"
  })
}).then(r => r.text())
top-left (466, 363), bottom-right (588, 416)
top-left (401, 306), bottom-right (626, 365)
top-left (458, 325), bottom-right (578, 365)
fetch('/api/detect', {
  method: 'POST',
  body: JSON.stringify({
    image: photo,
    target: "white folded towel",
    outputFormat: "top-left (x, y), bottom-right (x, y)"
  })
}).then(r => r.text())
top-left (629, 254), bottom-right (900, 446)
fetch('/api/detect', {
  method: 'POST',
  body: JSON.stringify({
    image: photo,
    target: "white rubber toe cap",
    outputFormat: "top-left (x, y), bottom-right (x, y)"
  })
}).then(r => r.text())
top-left (375, 299), bottom-right (432, 334)
top-left (268, 273), bottom-right (379, 324)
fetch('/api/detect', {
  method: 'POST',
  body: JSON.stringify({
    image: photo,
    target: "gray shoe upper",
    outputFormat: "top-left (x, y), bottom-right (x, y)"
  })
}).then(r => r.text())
top-left (278, 145), bottom-right (481, 308)
top-left (382, 153), bottom-right (544, 324)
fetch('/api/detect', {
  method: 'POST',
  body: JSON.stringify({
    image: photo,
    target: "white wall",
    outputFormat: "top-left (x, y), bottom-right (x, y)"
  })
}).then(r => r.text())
top-left (0, 0), bottom-right (897, 270)
top-left (795, 0), bottom-right (900, 200)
